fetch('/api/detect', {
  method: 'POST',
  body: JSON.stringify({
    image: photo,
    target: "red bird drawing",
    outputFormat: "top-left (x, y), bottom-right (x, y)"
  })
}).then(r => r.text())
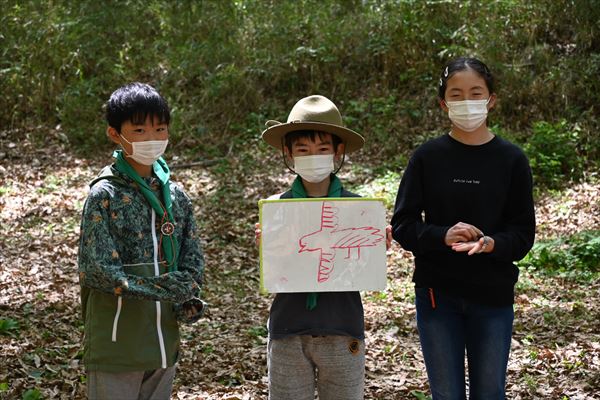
top-left (298, 201), bottom-right (384, 283)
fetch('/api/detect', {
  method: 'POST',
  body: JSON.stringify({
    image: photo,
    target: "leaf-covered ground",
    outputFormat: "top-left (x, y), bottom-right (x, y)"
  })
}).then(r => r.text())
top-left (1, 130), bottom-right (599, 399)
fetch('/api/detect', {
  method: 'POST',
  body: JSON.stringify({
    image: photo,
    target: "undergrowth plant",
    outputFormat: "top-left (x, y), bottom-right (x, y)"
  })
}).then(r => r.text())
top-left (1, 0), bottom-right (598, 162)
top-left (523, 120), bottom-right (586, 190)
top-left (518, 230), bottom-right (600, 281)
top-left (0, 318), bottom-right (20, 336)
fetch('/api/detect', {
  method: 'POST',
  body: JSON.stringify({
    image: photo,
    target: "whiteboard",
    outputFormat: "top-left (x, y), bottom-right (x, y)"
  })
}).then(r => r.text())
top-left (259, 198), bottom-right (387, 293)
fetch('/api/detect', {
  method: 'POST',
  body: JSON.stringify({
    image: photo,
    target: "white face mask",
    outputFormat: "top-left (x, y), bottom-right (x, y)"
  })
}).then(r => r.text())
top-left (446, 98), bottom-right (490, 132)
top-left (293, 154), bottom-right (335, 183)
top-left (121, 136), bottom-right (169, 165)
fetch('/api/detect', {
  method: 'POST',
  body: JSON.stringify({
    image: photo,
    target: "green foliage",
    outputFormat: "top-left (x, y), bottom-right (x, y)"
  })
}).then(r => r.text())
top-left (22, 389), bottom-right (42, 400)
top-left (1, 0), bottom-right (599, 164)
top-left (0, 318), bottom-right (20, 336)
top-left (518, 230), bottom-right (600, 280)
top-left (523, 120), bottom-right (586, 189)
top-left (200, 344), bottom-right (215, 355)
top-left (411, 390), bottom-right (432, 400)
top-left (247, 325), bottom-right (268, 340)
top-left (495, 120), bottom-right (598, 193)
top-left (353, 171), bottom-right (402, 209)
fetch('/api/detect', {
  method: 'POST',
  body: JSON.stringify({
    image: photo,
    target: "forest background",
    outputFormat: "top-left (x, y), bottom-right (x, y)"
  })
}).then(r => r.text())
top-left (0, 0), bottom-right (599, 399)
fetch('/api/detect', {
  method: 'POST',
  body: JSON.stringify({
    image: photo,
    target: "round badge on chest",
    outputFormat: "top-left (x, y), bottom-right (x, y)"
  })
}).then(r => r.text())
top-left (161, 221), bottom-right (175, 236)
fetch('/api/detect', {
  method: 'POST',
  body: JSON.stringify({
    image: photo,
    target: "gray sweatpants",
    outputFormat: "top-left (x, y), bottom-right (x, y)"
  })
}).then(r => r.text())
top-left (87, 366), bottom-right (176, 400)
top-left (268, 335), bottom-right (365, 400)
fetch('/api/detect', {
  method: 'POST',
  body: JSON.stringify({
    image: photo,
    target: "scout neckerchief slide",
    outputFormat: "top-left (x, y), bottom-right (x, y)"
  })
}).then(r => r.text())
top-left (291, 174), bottom-right (342, 310)
top-left (113, 150), bottom-right (178, 272)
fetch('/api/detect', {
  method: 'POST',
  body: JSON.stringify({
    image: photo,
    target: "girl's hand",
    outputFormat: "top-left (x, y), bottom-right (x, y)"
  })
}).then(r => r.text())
top-left (255, 223), bottom-right (261, 247)
top-left (445, 222), bottom-right (483, 245)
top-left (451, 235), bottom-right (494, 255)
top-left (385, 225), bottom-right (392, 250)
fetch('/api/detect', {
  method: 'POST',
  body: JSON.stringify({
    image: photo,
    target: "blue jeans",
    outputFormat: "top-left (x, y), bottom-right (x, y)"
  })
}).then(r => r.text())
top-left (415, 287), bottom-right (514, 400)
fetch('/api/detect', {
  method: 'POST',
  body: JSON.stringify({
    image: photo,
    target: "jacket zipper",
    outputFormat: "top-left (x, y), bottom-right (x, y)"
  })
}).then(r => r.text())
top-left (111, 296), bottom-right (122, 342)
top-left (151, 209), bottom-right (168, 368)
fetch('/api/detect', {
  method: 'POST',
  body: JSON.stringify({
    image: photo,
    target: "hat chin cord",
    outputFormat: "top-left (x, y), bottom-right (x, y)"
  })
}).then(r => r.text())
top-left (334, 153), bottom-right (346, 175)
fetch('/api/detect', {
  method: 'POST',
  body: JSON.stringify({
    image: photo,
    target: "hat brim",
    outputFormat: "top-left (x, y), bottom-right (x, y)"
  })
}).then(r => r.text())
top-left (262, 122), bottom-right (365, 153)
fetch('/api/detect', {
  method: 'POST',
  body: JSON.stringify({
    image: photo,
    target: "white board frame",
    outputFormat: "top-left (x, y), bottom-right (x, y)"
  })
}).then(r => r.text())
top-left (259, 197), bottom-right (387, 293)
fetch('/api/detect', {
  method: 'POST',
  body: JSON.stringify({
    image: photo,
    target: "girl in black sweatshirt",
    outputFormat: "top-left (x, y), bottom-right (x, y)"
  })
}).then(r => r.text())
top-left (391, 57), bottom-right (535, 400)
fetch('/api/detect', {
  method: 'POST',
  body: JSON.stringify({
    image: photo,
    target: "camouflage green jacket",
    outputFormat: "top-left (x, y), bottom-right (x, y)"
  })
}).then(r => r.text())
top-left (78, 165), bottom-right (204, 372)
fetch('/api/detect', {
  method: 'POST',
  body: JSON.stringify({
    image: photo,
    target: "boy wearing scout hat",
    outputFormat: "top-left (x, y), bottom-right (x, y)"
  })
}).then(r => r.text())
top-left (256, 95), bottom-right (390, 400)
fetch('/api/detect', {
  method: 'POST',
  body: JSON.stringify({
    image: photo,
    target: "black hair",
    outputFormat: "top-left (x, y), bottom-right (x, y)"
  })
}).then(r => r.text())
top-left (105, 82), bottom-right (170, 133)
top-left (281, 130), bottom-right (345, 175)
top-left (438, 57), bottom-right (495, 99)
top-left (283, 130), bottom-right (343, 153)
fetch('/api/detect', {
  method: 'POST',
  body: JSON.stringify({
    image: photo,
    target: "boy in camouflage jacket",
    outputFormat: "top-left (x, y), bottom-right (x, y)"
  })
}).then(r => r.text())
top-left (78, 82), bottom-right (205, 399)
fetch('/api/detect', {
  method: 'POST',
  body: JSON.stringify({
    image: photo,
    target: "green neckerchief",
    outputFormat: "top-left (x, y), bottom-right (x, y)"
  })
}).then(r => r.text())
top-left (291, 174), bottom-right (342, 310)
top-left (113, 150), bottom-right (178, 272)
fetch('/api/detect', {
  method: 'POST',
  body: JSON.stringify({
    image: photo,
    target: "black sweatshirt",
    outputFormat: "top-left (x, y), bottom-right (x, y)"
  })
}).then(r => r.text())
top-left (391, 134), bottom-right (535, 306)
